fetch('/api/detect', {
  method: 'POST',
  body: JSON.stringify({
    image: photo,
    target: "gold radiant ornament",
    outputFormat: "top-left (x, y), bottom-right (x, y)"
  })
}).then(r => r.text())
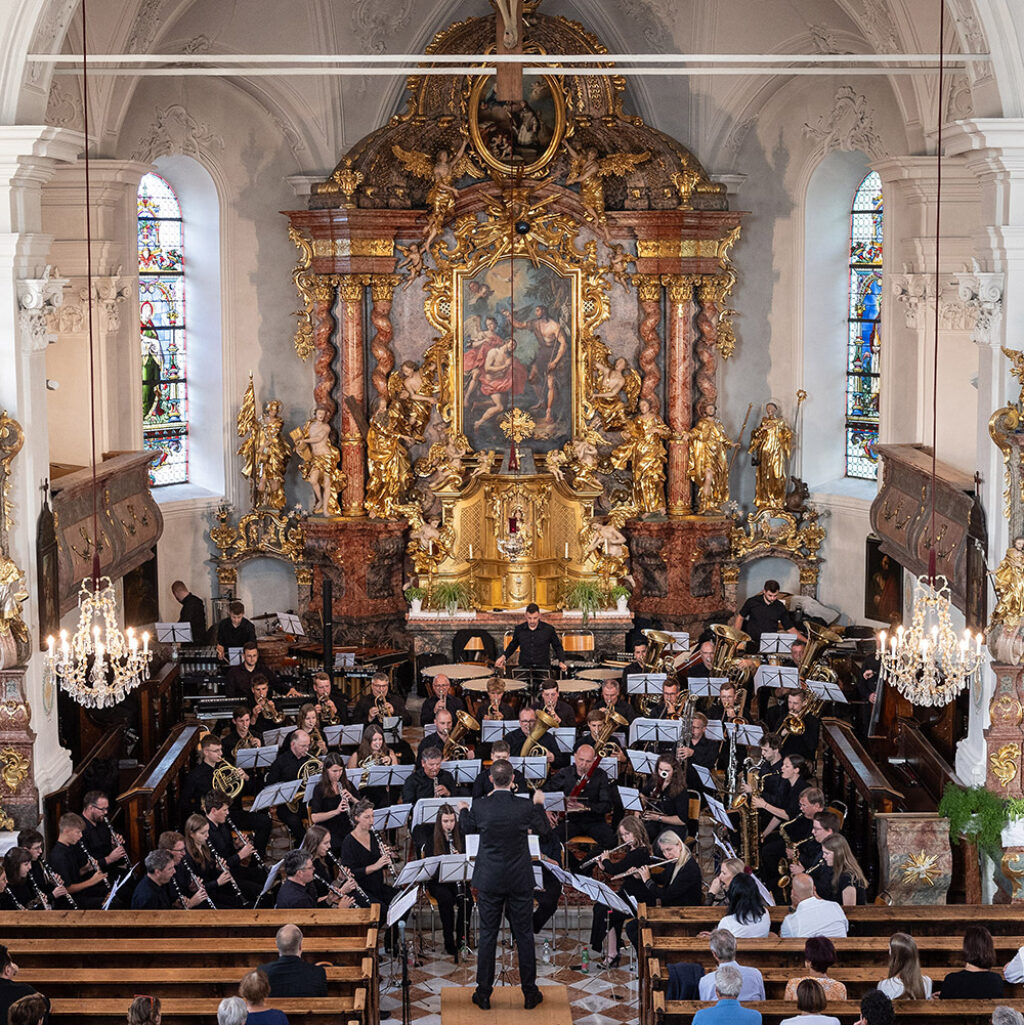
top-left (899, 851), bottom-right (941, 888)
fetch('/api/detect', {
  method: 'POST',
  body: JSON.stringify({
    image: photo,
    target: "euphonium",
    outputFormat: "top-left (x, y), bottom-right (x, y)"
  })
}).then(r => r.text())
top-left (521, 709), bottom-right (559, 760)
top-left (641, 628), bottom-right (680, 715)
top-left (213, 760), bottom-right (246, 800)
top-left (710, 623), bottom-right (755, 686)
top-left (596, 706), bottom-right (628, 758)
top-left (442, 710), bottom-right (480, 761)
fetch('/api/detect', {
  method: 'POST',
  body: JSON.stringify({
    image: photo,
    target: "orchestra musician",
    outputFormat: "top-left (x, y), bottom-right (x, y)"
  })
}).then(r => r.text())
top-left (767, 689), bottom-right (821, 762)
top-left (590, 815), bottom-right (652, 968)
top-left (222, 706), bottom-right (262, 760)
top-left (471, 740), bottom-right (527, 797)
top-left (249, 677), bottom-right (284, 736)
top-left (733, 579), bottom-right (800, 650)
top-left (157, 831), bottom-right (210, 909)
top-left (679, 712), bottom-right (720, 790)
top-left (203, 790), bottom-right (264, 903)
top-left (620, 639), bottom-right (649, 691)
top-left (494, 602), bottom-right (568, 677)
top-left (788, 810), bottom-right (841, 899)
top-left (171, 579), bottom-right (207, 645)
top-left (351, 672), bottom-right (414, 764)
top-left (183, 813), bottom-right (245, 908)
top-left (1, 849), bottom-right (48, 911)
top-left (297, 704), bottom-right (329, 758)
top-left (416, 707), bottom-right (455, 764)
top-left (424, 804), bottom-right (474, 957)
top-left (507, 707), bottom-right (562, 768)
top-left (403, 751), bottom-right (458, 853)
top-left (79, 791), bottom-right (129, 883)
top-left (708, 681), bottom-right (746, 770)
top-left (575, 708), bottom-right (627, 775)
top-left (309, 753), bottom-right (359, 850)
top-left (215, 600), bottom-right (256, 662)
top-left (299, 827), bottom-right (356, 908)
top-left (129, 850), bottom-right (177, 910)
top-left (347, 724), bottom-right (399, 808)
top-left (533, 678), bottom-right (575, 727)
top-left (267, 729), bottom-right (317, 845)
top-left (751, 753), bottom-right (814, 896)
top-left (650, 676), bottom-right (684, 720)
top-left (48, 813), bottom-right (107, 908)
top-left (420, 674), bottom-right (466, 727)
top-left (685, 638), bottom-right (716, 681)
top-left (311, 670), bottom-right (349, 726)
top-left (623, 830), bottom-right (703, 951)
top-left (18, 830), bottom-right (68, 909)
top-left (275, 849), bottom-right (319, 909)
top-left (641, 753), bottom-right (689, 845)
top-left (340, 799), bottom-right (400, 951)
top-left (225, 641), bottom-right (284, 699)
top-left (545, 744), bottom-right (616, 856)
top-left (597, 678), bottom-right (635, 725)
top-left (479, 677), bottom-right (515, 722)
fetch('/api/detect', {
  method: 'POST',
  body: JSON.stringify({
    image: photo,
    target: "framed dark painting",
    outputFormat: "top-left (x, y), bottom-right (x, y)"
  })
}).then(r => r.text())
top-left (865, 534), bottom-right (903, 625)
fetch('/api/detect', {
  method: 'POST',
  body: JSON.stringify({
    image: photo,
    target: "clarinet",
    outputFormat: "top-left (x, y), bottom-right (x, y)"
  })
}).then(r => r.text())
top-left (78, 840), bottom-right (111, 893)
top-left (371, 826), bottom-right (398, 881)
top-left (225, 814), bottom-right (266, 871)
top-left (183, 860), bottom-right (217, 909)
top-left (312, 866), bottom-right (350, 905)
top-left (26, 873), bottom-right (51, 911)
top-left (105, 819), bottom-right (132, 873)
top-left (41, 862), bottom-right (78, 909)
top-left (327, 850), bottom-right (370, 907)
top-left (206, 841), bottom-right (245, 904)
top-left (169, 874), bottom-right (191, 910)
top-left (446, 832), bottom-right (466, 902)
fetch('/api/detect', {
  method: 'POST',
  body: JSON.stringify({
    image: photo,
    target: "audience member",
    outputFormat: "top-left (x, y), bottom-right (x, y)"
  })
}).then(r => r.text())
top-left (877, 932), bottom-right (932, 1000)
top-left (126, 994), bottom-right (161, 1025)
top-left (717, 872), bottom-right (771, 937)
top-left (779, 874), bottom-right (849, 938)
top-left (854, 990), bottom-right (895, 1025)
top-left (7, 994), bottom-right (48, 1025)
top-left (706, 857), bottom-right (744, 906)
top-left (939, 925), bottom-right (1005, 999)
top-left (992, 1008), bottom-right (1024, 1025)
top-left (216, 996), bottom-right (248, 1025)
top-left (0, 945), bottom-right (49, 1025)
top-left (692, 964), bottom-right (762, 1023)
top-left (698, 928), bottom-right (766, 1001)
top-left (784, 937), bottom-right (847, 1001)
top-left (239, 969), bottom-right (289, 1025)
top-left (820, 834), bottom-right (868, 905)
top-left (779, 978), bottom-right (840, 1025)
top-left (258, 924), bottom-right (328, 997)
top-left (1004, 943), bottom-right (1024, 983)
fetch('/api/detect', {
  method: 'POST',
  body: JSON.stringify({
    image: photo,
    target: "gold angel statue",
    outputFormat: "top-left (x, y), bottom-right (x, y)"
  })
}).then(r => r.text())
top-left (392, 139), bottom-right (481, 249)
top-left (292, 407), bottom-right (347, 517)
top-left (237, 377), bottom-right (291, 511)
top-left (388, 360), bottom-right (438, 441)
top-left (611, 399), bottom-right (671, 515)
top-left (591, 353), bottom-right (641, 431)
top-left (0, 555), bottom-right (29, 670)
top-left (748, 401), bottom-right (793, 511)
top-left (687, 402), bottom-right (735, 514)
top-left (565, 142), bottom-right (650, 241)
top-left (365, 402), bottom-right (414, 520)
top-left (991, 536), bottom-right (1024, 628)
top-left (415, 435), bottom-right (468, 491)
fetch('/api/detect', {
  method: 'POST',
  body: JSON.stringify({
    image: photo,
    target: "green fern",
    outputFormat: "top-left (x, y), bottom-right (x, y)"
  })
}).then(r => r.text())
top-left (938, 783), bottom-right (1010, 858)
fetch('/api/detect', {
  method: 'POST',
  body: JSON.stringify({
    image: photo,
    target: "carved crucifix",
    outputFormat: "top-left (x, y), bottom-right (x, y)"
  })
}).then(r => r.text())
top-left (494, 0), bottom-right (523, 102)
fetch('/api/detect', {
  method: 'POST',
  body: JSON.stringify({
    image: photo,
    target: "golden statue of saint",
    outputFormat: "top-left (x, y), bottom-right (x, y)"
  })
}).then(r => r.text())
top-left (611, 399), bottom-right (671, 515)
top-left (991, 536), bottom-right (1024, 628)
top-left (365, 403), bottom-right (413, 520)
top-left (293, 408), bottom-right (346, 517)
top-left (687, 404), bottom-right (735, 514)
top-left (748, 401), bottom-right (793, 511)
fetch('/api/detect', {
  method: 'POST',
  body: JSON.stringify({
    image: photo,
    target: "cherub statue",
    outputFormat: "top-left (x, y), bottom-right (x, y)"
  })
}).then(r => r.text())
top-left (545, 447), bottom-right (567, 483)
top-left (292, 407), bottom-right (347, 517)
top-left (568, 430), bottom-right (603, 492)
top-left (392, 139), bottom-right (482, 249)
top-left (591, 353), bottom-right (641, 431)
top-left (606, 244), bottom-right (635, 288)
top-left (582, 509), bottom-right (634, 589)
top-left (748, 401), bottom-right (794, 511)
top-left (687, 401), bottom-right (735, 514)
top-left (415, 435), bottom-right (468, 491)
top-left (991, 536), bottom-right (1024, 628)
top-left (396, 241), bottom-right (427, 285)
top-left (365, 402), bottom-right (414, 520)
top-left (611, 399), bottom-right (671, 516)
top-left (565, 141), bottom-right (650, 242)
top-left (471, 450), bottom-right (498, 480)
top-left (388, 360), bottom-right (438, 441)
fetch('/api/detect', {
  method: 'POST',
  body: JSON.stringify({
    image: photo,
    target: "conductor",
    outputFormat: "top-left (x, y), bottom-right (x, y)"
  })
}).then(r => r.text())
top-left (494, 603), bottom-right (567, 674)
top-left (459, 759), bottom-right (550, 1010)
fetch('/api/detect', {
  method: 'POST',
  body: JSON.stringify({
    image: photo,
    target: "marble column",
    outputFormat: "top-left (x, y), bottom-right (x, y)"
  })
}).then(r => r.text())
top-left (311, 277), bottom-right (338, 420)
top-left (663, 274), bottom-right (698, 517)
top-left (369, 274), bottom-right (400, 402)
top-left (695, 275), bottom-right (732, 417)
top-left (0, 126), bottom-right (83, 805)
top-left (631, 274), bottom-right (663, 413)
top-left (337, 274), bottom-right (366, 517)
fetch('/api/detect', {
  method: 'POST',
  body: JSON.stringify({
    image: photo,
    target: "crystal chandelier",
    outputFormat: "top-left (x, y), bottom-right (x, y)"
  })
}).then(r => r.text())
top-left (877, 575), bottom-right (984, 707)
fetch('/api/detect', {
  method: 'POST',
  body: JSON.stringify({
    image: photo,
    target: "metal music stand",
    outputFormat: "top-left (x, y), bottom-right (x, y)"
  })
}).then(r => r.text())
top-left (481, 720), bottom-right (520, 743)
top-left (508, 756), bottom-right (548, 785)
top-left (626, 748), bottom-right (659, 775)
top-left (625, 672), bottom-right (666, 701)
top-left (687, 677), bottom-right (726, 698)
top-left (754, 665), bottom-right (800, 690)
top-left (629, 719), bottom-right (681, 747)
top-left (250, 780), bottom-right (302, 812)
top-left (236, 745), bottom-right (279, 771)
top-left (440, 758), bottom-right (482, 785)
top-left (760, 632), bottom-right (795, 657)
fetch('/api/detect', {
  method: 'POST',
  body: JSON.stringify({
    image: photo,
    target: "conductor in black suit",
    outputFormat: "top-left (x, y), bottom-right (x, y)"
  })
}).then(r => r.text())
top-left (258, 924), bottom-right (328, 997)
top-left (459, 759), bottom-right (550, 1011)
top-left (494, 603), bottom-right (567, 674)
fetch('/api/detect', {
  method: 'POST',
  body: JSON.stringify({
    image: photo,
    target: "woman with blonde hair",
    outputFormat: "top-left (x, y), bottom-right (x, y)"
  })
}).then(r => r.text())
top-left (591, 814), bottom-right (652, 968)
top-left (706, 857), bottom-right (745, 906)
top-left (623, 830), bottom-right (701, 951)
top-left (821, 834), bottom-right (867, 906)
top-left (877, 932), bottom-right (932, 1000)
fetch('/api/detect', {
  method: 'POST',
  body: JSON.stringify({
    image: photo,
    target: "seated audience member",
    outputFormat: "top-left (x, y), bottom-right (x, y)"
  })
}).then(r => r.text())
top-left (939, 925), bottom-right (1005, 999)
top-left (0, 946), bottom-right (49, 1025)
top-left (7, 994), bottom-right (48, 1025)
top-left (258, 924), bottom-right (328, 997)
top-left (854, 990), bottom-right (895, 1025)
top-left (779, 979), bottom-right (840, 1025)
top-left (692, 964), bottom-right (762, 1024)
top-left (698, 928), bottom-right (766, 1001)
top-left (717, 872), bottom-right (771, 938)
top-left (706, 857), bottom-right (745, 906)
top-left (1004, 942), bottom-right (1024, 982)
top-left (877, 932), bottom-right (932, 1000)
top-left (992, 1008), bottom-right (1024, 1025)
top-left (820, 834), bottom-right (868, 905)
top-left (785, 937), bottom-right (847, 1001)
top-left (217, 997), bottom-right (249, 1025)
top-left (239, 969), bottom-right (289, 1025)
top-left (127, 994), bottom-right (161, 1025)
top-left (779, 874), bottom-right (849, 938)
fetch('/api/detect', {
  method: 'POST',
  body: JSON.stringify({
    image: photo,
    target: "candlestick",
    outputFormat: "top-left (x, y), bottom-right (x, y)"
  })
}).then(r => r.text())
top-left (468, 543), bottom-right (474, 560)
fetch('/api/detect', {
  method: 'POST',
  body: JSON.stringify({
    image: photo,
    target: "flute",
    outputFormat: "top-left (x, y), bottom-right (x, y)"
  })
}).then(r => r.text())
top-left (41, 862), bottom-right (78, 909)
top-left (611, 856), bottom-right (675, 880)
top-left (580, 839), bottom-right (632, 870)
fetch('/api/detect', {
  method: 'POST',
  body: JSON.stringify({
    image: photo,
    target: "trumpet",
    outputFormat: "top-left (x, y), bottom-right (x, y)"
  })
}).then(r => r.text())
top-left (316, 699), bottom-right (341, 727)
top-left (255, 695), bottom-right (285, 724)
top-left (374, 694), bottom-right (394, 721)
top-left (41, 862), bottom-right (78, 909)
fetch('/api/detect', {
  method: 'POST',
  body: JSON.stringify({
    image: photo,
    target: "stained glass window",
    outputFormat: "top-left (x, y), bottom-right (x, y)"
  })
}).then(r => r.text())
top-left (847, 170), bottom-right (882, 480)
top-left (138, 172), bottom-right (188, 486)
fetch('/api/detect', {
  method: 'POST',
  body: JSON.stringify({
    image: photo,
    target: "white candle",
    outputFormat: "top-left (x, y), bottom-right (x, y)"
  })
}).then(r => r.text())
top-left (564, 542), bottom-right (569, 559)
top-left (468, 544), bottom-right (473, 560)
top-left (47, 636), bottom-right (54, 656)
top-left (879, 631), bottom-right (887, 651)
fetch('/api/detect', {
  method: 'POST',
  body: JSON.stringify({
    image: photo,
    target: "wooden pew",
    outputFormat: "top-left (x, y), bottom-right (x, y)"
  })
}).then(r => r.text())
top-left (118, 722), bottom-right (203, 856)
top-left (49, 996), bottom-right (366, 1025)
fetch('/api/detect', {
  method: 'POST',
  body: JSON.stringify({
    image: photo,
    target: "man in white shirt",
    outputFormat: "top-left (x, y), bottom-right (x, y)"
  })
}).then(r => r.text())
top-left (698, 928), bottom-right (766, 1001)
top-left (779, 874), bottom-right (848, 938)
top-left (1003, 945), bottom-right (1024, 983)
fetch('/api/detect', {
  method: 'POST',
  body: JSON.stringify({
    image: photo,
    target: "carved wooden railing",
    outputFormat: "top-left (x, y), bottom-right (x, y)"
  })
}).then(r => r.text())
top-left (137, 660), bottom-right (184, 766)
top-left (892, 715), bottom-right (964, 803)
top-left (821, 716), bottom-right (905, 895)
top-left (118, 723), bottom-right (202, 857)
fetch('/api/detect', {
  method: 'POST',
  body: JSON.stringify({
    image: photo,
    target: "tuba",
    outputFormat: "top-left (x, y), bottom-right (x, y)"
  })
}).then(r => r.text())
top-left (710, 623), bottom-right (755, 686)
top-left (797, 622), bottom-right (842, 686)
top-left (443, 710), bottom-right (481, 761)
top-left (213, 760), bottom-right (246, 800)
top-left (640, 629), bottom-right (679, 715)
top-left (521, 708), bottom-right (560, 776)
top-left (595, 706), bottom-right (629, 757)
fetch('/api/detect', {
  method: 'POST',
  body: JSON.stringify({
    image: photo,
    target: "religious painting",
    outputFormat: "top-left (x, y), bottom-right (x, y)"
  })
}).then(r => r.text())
top-left (865, 534), bottom-right (903, 625)
top-left (468, 73), bottom-right (565, 176)
top-left (458, 257), bottom-right (574, 455)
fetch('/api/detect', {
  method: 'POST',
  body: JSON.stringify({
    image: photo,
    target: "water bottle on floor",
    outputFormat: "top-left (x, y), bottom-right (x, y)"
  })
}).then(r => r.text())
top-left (581, 948), bottom-right (589, 974)
top-left (542, 940), bottom-right (551, 965)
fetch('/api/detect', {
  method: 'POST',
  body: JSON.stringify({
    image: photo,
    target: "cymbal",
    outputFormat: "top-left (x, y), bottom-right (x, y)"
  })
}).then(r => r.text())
top-left (576, 668), bottom-right (624, 681)
top-left (422, 663), bottom-right (493, 680)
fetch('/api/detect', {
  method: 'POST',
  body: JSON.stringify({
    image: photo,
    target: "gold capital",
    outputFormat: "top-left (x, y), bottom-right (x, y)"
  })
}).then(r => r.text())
top-left (337, 275), bottom-right (366, 304)
top-left (370, 274), bottom-right (401, 303)
top-left (697, 273), bottom-right (734, 305)
top-left (661, 274), bottom-right (700, 308)
top-left (631, 273), bottom-right (662, 303)
top-left (311, 278), bottom-right (336, 304)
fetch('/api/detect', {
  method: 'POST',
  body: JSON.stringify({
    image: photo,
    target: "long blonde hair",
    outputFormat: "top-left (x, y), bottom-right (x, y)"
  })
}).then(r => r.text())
top-left (657, 830), bottom-right (691, 883)
top-left (823, 834), bottom-right (867, 889)
top-left (885, 932), bottom-right (926, 999)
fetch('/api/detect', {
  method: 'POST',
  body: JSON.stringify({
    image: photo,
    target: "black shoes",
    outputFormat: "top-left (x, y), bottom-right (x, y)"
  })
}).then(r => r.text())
top-left (523, 989), bottom-right (544, 1010)
top-left (472, 991), bottom-right (491, 1010)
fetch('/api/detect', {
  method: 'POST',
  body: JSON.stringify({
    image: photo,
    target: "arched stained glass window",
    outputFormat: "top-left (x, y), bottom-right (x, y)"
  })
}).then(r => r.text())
top-left (138, 172), bottom-right (188, 485)
top-left (846, 171), bottom-right (882, 480)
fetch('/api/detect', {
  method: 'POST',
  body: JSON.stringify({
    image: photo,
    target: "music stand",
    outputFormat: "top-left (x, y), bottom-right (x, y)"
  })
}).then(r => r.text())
top-left (396, 856), bottom-right (441, 888)
top-left (629, 718), bottom-right (681, 746)
top-left (381, 715), bottom-right (403, 745)
top-left (688, 677), bottom-right (725, 698)
top-left (441, 758), bottom-right (481, 784)
top-left (387, 882), bottom-right (420, 927)
top-left (250, 780), bottom-right (302, 812)
top-left (334, 651), bottom-right (356, 669)
top-left (508, 756), bottom-right (548, 784)
top-left (626, 748), bottom-right (659, 774)
top-left (704, 794), bottom-right (735, 831)
top-left (760, 632), bottom-right (794, 656)
top-left (703, 719), bottom-right (725, 742)
top-left (364, 764), bottom-right (414, 790)
top-left (102, 865), bottom-right (137, 910)
top-left (276, 612), bottom-right (304, 636)
top-left (723, 721), bottom-right (765, 747)
top-left (436, 853), bottom-right (473, 885)
top-left (465, 834), bottom-right (540, 858)
top-left (807, 679), bottom-right (847, 704)
top-left (691, 764), bottom-right (716, 792)
top-left (375, 803), bottom-right (412, 831)
top-left (325, 724), bottom-right (363, 747)
top-left (257, 859), bottom-right (284, 904)
top-left (262, 725), bottom-right (296, 747)
top-left (754, 665), bottom-right (800, 691)
top-left (625, 673), bottom-right (666, 701)
top-left (617, 786), bottom-right (643, 813)
top-left (599, 756), bottom-right (619, 780)
top-left (549, 727), bottom-right (576, 753)
top-left (412, 797), bottom-right (472, 830)
top-left (236, 745), bottom-right (279, 771)
top-left (542, 792), bottom-right (565, 813)
top-left (481, 720), bottom-right (519, 743)
top-left (227, 647), bottom-right (244, 666)
top-left (666, 631), bottom-right (689, 649)
top-left (155, 623), bottom-right (191, 661)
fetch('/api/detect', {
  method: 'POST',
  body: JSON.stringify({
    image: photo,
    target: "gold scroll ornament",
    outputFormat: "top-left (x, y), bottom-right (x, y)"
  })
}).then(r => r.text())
top-left (991, 742), bottom-right (1021, 788)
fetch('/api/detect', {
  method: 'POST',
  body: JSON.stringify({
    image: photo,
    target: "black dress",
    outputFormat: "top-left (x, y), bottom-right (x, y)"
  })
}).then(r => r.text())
top-left (0, 881), bottom-right (42, 910)
top-left (938, 969), bottom-right (1005, 999)
top-left (425, 833), bottom-right (473, 954)
top-left (589, 847), bottom-right (650, 952)
top-left (309, 785), bottom-right (355, 851)
top-left (185, 851), bottom-right (245, 909)
top-left (339, 830), bottom-right (395, 918)
top-left (625, 856), bottom-right (701, 949)
top-left (834, 869), bottom-right (866, 906)
top-left (641, 782), bottom-right (688, 845)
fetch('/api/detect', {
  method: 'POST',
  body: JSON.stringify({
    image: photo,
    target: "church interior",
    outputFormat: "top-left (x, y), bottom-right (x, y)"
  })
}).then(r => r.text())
top-left (3, 0), bottom-right (1024, 1022)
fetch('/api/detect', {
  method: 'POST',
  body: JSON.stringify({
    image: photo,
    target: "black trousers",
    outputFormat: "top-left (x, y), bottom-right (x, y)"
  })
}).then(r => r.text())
top-left (427, 879), bottom-right (472, 951)
top-left (475, 886), bottom-right (538, 997)
top-left (533, 872), bottom-right (561, 933)
top-left (276, 805), bottom-right (306, 846)
top-left (231, 807), bottom-right (272, 854)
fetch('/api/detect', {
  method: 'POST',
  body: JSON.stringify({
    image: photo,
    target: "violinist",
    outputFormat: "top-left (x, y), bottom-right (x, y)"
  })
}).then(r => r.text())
top-left (340, 799), bottom-right (399, 951)
top-left (589, 815), bottom-right (651, 969)
top-left (624, 830), bottom-right (703, 950)
top-left (309, 753), bottom-right (359, 851)
top-left (471, 741), bottom-right (527, 797)
top-left (533, 678), bottom-right (575, 727)
top-left (425, 804), bottom-right (473, 957)
top-left (299, 826), bottom-right (356, 907)
top-left (641, 754), bottom-right (688, 845)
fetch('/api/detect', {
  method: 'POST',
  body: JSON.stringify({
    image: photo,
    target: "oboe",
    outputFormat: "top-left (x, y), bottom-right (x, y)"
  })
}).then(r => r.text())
top-left (327, 850), bottom-right (370, 906)
top-left (225, 813), bottom-right (266, 871)
top-left (105, 819), bottom-right (132, 873)
top-left (184, 860), bottom-right (216, 909)
top-left (41, 862), bottom-right (78, 909)
top-left (78, 840), bottom-right (111, 893)
top-left (206, 842), bottom-right (245, 904)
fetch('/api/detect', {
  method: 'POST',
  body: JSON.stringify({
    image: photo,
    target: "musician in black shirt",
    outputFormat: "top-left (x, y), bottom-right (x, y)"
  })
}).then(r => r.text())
top-left (311, 671), bottom-right (349, 726)
top-left (545, 744), bottom-right (616, 856)
top-left (620, 639), bottom-right (649, 692)
top-left (403, 752), bottom-right (457, 853)
top-left (533, 678), bottom-right (576, 727)
top-left (48, 813), bottom-right (107, 909)
top-left (225, 642), bottom-right (282, 699)
top-left (171, 580), bottom-right (207, 645)
top-left (130, 850), bottom-right (176, 910)
top-left (203, 790), bottom-right (264, 903)
top-left (267, 730), bottom-right (316, 845)
top-left (215, 601), bottom-right (257, 661)
top-left (506, 707), bottom-right (562, 769)
top-left (733, 579), bottom-right (799, 650)
top-left (275, 850), bottom-right (318, 909)
top-left (767, 689), bottom-right (820, 762)
top-left (494, 604), bottom-right (567, 673)
top-left (597, 678), bottom-right (635, 725)
top-left (80, 790), bottom-right (128, 881)
top-left (471, 741), bottom-right (527, 797)
top-left (420, 674), bottom-right (466, 727)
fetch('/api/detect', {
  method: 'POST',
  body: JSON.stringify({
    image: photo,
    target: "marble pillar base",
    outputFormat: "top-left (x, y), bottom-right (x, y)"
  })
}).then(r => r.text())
top-left (875, 812), bottom-right (952, 904)
top-left (0, 669), bottom-right (40, 829)
top-left (986, 662), bottom-right (1024, 797)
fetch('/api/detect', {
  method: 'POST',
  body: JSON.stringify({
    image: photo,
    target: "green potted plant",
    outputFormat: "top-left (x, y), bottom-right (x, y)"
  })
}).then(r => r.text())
top-left (562, 579), bottom-right (605, 626)
top-left (404, 586), bottom-right (426, 615)
top-left (938, 783), bottom-right (1010, 903)
top-left (430, 581), bottom-right (474, 616)
top-left (610, 584), bottom-right (631, 614)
